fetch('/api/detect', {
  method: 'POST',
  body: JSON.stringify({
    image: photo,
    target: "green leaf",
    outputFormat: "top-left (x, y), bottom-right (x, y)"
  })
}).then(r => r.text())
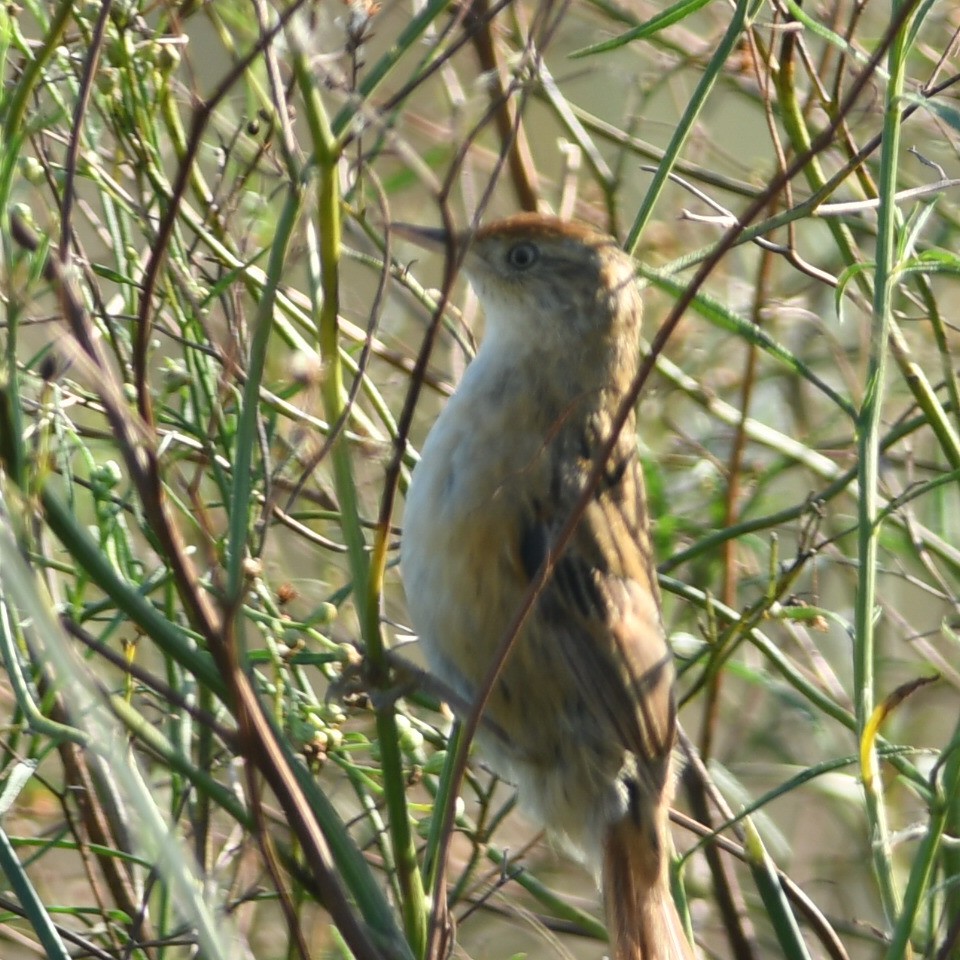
top-left (0, 829), bottom-right (72, 960)
top-left (906, 92), bottom-right (960, 133)
top-left (743, 819), bottom-right (815, 960)
top-left (642, 266), bottom-right (856, 419)
top-left (571, 0), bottom-right (713, 58)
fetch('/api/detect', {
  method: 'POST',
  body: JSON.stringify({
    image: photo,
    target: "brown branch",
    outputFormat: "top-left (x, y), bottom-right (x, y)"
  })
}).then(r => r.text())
top-left (466, 0), bottom-right (540, 212)
top-left (60, 0), bottom-right (113, 258)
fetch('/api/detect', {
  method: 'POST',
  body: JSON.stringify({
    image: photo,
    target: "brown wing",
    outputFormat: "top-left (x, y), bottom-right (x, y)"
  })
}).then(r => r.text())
top-left (518, 421), bottom-right (676, 795)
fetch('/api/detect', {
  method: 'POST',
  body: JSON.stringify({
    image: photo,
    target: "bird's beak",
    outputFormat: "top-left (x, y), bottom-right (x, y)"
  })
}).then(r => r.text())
top-left (389, 222), bottom-right (451, 252)
top-left (390, 222), bottom-right (478, 267)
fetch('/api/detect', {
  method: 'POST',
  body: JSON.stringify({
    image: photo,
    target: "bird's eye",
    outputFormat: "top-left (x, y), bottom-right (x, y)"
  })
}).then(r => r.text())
top-left (505, 241), bottom-right (539, 271)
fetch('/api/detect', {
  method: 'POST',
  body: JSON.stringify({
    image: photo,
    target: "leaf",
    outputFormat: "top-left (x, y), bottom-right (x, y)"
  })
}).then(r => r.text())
top-left (570, 0), bottom-right (713, 58)
top-left (906, 92), bottom-right (960, 133)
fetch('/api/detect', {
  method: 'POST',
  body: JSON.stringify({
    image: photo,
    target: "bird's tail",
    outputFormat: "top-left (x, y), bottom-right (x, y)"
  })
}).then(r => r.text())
top-left (602, 814), bottom-right (694, 960)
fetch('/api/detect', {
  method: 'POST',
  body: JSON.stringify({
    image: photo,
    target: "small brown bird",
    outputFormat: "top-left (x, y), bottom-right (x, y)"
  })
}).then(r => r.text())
top-left (400, 213), bottom-right (693, 960)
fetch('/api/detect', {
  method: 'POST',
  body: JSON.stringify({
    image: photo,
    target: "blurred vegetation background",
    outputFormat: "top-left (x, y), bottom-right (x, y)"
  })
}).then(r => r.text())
top-left (1, 0), bottom-right (959, 958)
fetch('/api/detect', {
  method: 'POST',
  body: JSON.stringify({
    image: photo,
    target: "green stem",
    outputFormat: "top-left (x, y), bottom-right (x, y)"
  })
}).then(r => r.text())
top-left (295, 52), bottom-right (427, 958)
top-left (855, 2), bottom-right (913, 927)
top-left (0, 828), bottom-right (72, 960)
top-left (625, 0), bottom-right (760, 251)
top-left (662, 577), bottom-right (927, 793)
top-left (2, 0), bottom-right (72, 143)
top-left (330, 0), bottom-right (455, 140)
top-left (226, 185), bottom-right (303, 608)
top-left (882, 717), bottom-right (960, 960)
top-left (0, 595), bottom-right (88, 747)
top-left (39, 486), bottom-right (225, 696)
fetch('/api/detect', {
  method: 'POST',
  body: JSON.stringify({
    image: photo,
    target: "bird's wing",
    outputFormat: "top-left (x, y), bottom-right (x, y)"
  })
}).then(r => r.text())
top-left (518, 426), bottom-right (676, 792)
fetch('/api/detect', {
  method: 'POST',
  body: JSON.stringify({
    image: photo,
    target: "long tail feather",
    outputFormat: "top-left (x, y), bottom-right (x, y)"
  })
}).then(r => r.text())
top-left (602, 816), bottom-right (694, 960)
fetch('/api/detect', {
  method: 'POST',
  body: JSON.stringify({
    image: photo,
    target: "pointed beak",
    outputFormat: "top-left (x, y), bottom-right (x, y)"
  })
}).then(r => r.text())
top-left (390, 222), bottom-right (477, 267)
top-left (390, 222), bottom-right (451, 252)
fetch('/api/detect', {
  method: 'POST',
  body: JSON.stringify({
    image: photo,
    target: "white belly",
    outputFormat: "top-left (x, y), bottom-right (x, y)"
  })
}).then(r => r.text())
top-left (400, 348), bottom-right (540, 700)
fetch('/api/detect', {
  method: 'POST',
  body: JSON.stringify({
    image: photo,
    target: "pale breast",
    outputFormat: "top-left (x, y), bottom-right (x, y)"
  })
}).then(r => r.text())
top-left (401, 349), bottom-right (546, 704)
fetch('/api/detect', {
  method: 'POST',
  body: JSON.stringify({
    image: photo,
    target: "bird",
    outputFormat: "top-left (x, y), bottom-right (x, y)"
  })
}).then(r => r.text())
top-left (399, 212), bottom-right (694, 960)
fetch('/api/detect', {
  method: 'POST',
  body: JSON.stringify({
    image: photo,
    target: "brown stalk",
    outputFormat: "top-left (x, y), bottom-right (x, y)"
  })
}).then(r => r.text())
top-left (60, 0), bottom-right (113, 258)
top-left (466, 0), bottom-right (540, 212)
top-left (53, 720), bottom-right (149, 954)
